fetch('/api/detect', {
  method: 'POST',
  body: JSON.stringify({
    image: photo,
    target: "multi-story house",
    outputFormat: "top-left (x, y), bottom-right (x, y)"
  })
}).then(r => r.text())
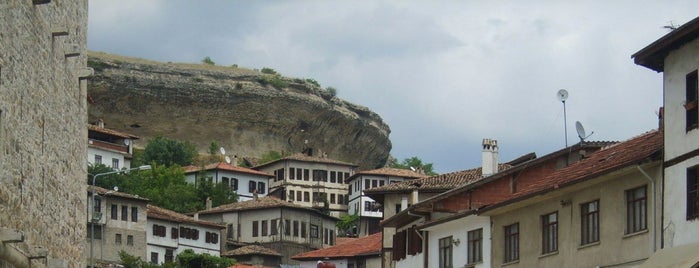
top-left (254, 153), bottom-right (357, 218)
top-left (195, 196), bottom-right (338, 265)
top-left (382, 131), bottom-right (661, 268)
top-left (292, 232), bottom-right (382, 268)
top-left (87, 186), bottom-right (149, 265)
top-left (346, 167), bottom-right (427, 237)
top-left (633, 15), bottom-right (699, 266)
top-left (88, 120), bottom-right (139, 170)
top-left (183, 162), bottom-right (274, 201)
top-left (146, 205), bottom-right (224, 265)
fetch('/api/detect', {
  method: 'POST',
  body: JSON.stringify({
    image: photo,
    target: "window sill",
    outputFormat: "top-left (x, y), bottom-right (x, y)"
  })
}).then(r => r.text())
top-left (502, 260), bottom-right (519, 266)
top-left (623, 229), bottom-right (648, 239)
top-left (578, 241), bottom-right (600, 250)
top-left (463, 261), bottom-right (482, 268)
top-left (539, 251), bottom-right (558, 259)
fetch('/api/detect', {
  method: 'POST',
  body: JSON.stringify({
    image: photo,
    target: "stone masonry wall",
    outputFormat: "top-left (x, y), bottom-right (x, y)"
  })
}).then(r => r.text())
top-left (0, 0), bottom-right (88, 267)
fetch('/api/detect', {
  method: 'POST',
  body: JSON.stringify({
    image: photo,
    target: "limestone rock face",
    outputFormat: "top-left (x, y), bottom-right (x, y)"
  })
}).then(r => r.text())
top-left (87, 52), bottom-right (391, 169)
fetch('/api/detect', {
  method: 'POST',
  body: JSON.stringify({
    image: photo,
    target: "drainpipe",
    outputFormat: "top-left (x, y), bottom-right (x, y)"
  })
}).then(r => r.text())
top-left (637, 165), bottom-right (657, 253)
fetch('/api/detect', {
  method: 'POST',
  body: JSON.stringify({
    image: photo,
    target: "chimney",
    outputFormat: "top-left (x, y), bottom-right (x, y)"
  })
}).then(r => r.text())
top-left (253, 189), bottom-right (259, 201)
top-left (205, 197), bottom-right (212, 210)
top-left (233, 155), bottom-right (238, 167)
top-left (482, 138), bottom-right (499, 177)
top-left (401, 196), bottom-right (408, 212)
top-left (193, 213), bottom-right (199, 220)
top-left (410, 189), bottom-right (419, 205)
top-left (97, 119), bottom-right (104, 128)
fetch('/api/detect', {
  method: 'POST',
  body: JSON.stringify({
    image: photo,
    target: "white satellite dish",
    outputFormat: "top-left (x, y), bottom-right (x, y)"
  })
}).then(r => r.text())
top-left (124, 139), bottom-right (130, 146)
top-left (575, 121), bottom-right (594, 142)
top-left (219, 147), bottom-right (226, 155)
top-left (225, 156), bottom-right (231, 164)
top-left (410, 166), bottom-right (416, 171)
top-left (557, 89), bottom-right (569, 102)
top-left (113, 186), bottom-right (119, 192)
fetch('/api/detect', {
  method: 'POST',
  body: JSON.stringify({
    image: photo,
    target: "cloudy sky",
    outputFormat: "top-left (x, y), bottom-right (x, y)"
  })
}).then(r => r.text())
top-left (88, 1), bottom-right (698, 173)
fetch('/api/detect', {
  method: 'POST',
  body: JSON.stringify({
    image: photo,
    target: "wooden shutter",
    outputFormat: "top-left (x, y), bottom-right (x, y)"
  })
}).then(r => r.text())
top-left (407, 227), bottom-right (422, 255)
top-left (392, 230), bottom-right (407, 260)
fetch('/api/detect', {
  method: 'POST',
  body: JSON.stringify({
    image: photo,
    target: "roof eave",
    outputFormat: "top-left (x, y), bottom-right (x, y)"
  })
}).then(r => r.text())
top-left (632, 16), bottom-right (699, 72)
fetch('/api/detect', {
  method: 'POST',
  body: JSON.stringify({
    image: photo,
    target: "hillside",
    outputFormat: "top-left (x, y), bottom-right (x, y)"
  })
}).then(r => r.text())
top-left (87, 52), bottom-right (391, 169)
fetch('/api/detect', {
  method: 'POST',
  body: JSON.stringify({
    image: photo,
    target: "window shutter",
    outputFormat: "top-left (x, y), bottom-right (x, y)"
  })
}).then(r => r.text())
top-left (407, 227), bottom-right (422, 255)
top-left (392, 230), bottom-right (407, 260)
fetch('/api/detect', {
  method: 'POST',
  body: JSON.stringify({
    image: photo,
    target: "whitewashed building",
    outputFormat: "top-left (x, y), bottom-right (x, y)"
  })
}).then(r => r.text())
top-left (146, 205), bottom-right (223, 265)
top-left (292, 232), bottom-right (382, 268)
top-left (88, 121), bottom-right (139, 170)
top-left (183, 162), bottom-right (274, 201)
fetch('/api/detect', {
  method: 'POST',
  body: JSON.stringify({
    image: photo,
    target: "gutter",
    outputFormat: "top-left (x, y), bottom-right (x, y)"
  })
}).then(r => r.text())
top-left (637, 165), bottom-right (658, 253)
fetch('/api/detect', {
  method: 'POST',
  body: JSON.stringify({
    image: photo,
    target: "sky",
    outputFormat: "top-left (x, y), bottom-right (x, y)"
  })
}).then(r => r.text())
top-left (88, 1), bottom-right (699, 173)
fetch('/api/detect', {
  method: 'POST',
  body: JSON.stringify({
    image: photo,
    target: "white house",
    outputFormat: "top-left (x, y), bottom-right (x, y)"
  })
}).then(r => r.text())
top-left (146, 205), bottom-right (224, 265)
top-left (292, 232), bottom-right (382, 268)
top-left (345, 167), bottom-right (427, 237)
top-left (633, 15), bottom-right (699, 266)
top-left (87, 121), bottom-right (139, 170)
top-left (183, 162), bottom-right (274, 201)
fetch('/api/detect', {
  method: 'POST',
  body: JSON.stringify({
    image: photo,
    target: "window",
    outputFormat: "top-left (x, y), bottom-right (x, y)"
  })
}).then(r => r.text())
top-left (304, 192), bottom-right (310, 202)
top-left (467, 228), bottom-right (483, 263)
top-left (626, 186), bottom-right (647, 233)
top-left (87, 224), bottom-right (102, 239)
top-left (438, 236), bottom-right (453, 268)
top-left (296, 191), bottom-right (302, 202)
top-left (313, 170), bottom-right (328, 182)
top-left (324, 228), bottom-right (329, 244)
top-left (249, 181), bottom-right (257, 193)
top-left (258, 182), bottom-right (266, 194)
top-left (222, 177), bottom-right (229, 187)
top-left (205, 232), bottom-right (219, 243)
top-left (688, 166), bottom-right (699, 220)
top-left (262, 220), bottom-right (268, 236)
top-left (115, 233), bottom-right (122, 245)
top-left (231, 178), bottom-right (238, 191)
top-left (172, 227), bottom-right (179, 239)
top-left (686, 70), bottom-right (698, 131)
top-left (127, 235), bottom-right (134, 246)
top-left (94, 155), bottom-right (102, 164)
top-left (301, 222), bottom-right (307, 238)
top-left (121, 206), bottom-right (128, 221)
top-left (93, 197), bottom-right (101, 213)
top-left (303, 169), bottom-right (310, 181)
top-left (310, 224), bottom-right (319, 238)
top-left (131, 207), bottom-right (138, 222)
top-left (330, 194), bottom-right (336, 204)
top-left (290, 168), bottom-right (296, 180)
top-left (271, 220), bottom-right (278, 235)
top-left (153, 225), bottom-right (167, 237)
top-left (165, 249), bottom-right (174, 263)
top-left (297, 168), bottom-right (303, 181)
top-left (372, 180), bottom-right (378, 188)
top-left (542, 212), bottom-right (558, 254)
top-left (364, 179), bottom-right (370, 190)
top-left (285, 219), bottom-right (291, 236)
top-left (275, 168), bottom-right (284, 181)
top-left (112, 158), bottom-right (119, 170)
top-left (330, 171), bottom-right (337, 183)
top-left (289, 190), bottom-right (295, 201)
top-left (252, 221), bottom-right (259, 237)
top-left (581, 200), bottom-right (600, 245)
top-left (364, 201), bottom-right (372, 211)
top-left (293, 221), bottom-right (299, 237)
top-left (396, 204), bottom-right (402, 214)
top-left (227, 224), bottom-right (234, 239)
top-left (330, 230), bottom-right (335, 245)
top-left (392, 230), bottom-right (406, 261)
top-left (151, 252), bottom-right (158, 264)
top-left (504, 223), bottom-right (519, 263)
top-left (111, 204), bottom-right (118, 220)
top-left (338, 194), bottom-right (344, 205)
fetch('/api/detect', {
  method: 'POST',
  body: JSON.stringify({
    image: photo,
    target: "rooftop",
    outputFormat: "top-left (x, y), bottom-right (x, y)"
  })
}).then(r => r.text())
top-left (222, 245), bottom-right (282, 257)
top-left (291, 232), bottom-right (382, 261)
top-left (254, 153), bottom-right (357, 169)
top-left (345, 167), bottom-right (429, 183)
top-left (633, 16), bottom-right (699, 72)
top-left (195, 196), bottom-right (337, 220)
top-left (147, 204), bottom-right (223, 229)
top-left (87, 123), bottom-right (140, 139)
top-left (89, 185), bottom-right (148, 202)
top-left (183, 162), bottom-right (274, 177)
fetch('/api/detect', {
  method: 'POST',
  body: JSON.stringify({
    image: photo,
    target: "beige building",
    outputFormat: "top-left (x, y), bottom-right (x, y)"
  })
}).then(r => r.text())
top-left (0, 0), bottom-right (89, 267)
top-left (255, 153), bottom-right (357, 218)
top-left (88, 186), bottom-right (149, 265)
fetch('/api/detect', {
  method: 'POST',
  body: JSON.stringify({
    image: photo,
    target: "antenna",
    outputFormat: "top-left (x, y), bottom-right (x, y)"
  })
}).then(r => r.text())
top-left (225, 156), bottom-right (231, 164)
top-left (557, 89), bottom-right (569, 147)
top-left (575, 121), bottom-right (594, 142)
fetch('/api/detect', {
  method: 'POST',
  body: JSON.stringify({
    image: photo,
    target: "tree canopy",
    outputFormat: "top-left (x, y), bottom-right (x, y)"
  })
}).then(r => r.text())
top-left (390, 156), bottom-right (438, 176)
top-left (142, 136), bottom-right (198, 167)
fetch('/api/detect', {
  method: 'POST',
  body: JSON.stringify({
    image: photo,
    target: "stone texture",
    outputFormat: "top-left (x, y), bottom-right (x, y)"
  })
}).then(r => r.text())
top-left (0, 0), bottom-right (88, 267)
top-left (86, 52), bottom-right (391, 169)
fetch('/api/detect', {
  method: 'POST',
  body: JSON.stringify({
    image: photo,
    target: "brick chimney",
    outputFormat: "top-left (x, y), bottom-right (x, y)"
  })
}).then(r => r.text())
top-left (482, 138), bottom-right (499, 177)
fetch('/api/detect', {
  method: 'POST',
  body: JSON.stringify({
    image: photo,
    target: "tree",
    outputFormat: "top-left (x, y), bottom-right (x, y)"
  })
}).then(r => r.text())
top-left (143, 136), bottom-right (198, 167)
top-left (326, 86), bottom-right (337, 97)
top-left (177, 249), bottom-right (235, 268)
top-left (258, 150), bottom-right (282, 164)
top-left (336, 214), bottom-right (359, 237)
top-left (202, 56), bottom-right (215, 65)
top-left (208, 141), bottom-right (219, 155)
top-left (390, 156), bottom-right (438, 176)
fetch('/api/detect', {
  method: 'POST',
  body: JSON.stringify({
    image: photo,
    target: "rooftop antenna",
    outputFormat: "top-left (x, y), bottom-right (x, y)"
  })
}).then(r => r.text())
top-left (557, 89), bottom-right (569, 147)
top-left (575, 121), bottom-right (594, 143)
top-left (220, 147), bottom-right (232, 164)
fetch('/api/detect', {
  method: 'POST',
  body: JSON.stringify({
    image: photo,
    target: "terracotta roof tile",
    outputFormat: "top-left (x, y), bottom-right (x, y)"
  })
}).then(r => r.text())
top-left (196, 196), bottom-right (335, 220)
top-left (222, 245), bottom-right (282, 257)
top-left (364, 164), bottom-right (511, 194)
top-left (88, 124), bottom-right (139, 139)
top-left (345, 167), bottom-right (429, 183)
top-left (335, 237), bottom-right (358, 245)
top-left (183, 162), bottom-right (274, 177)
top-left (291, 232), bottom-right (382, 260)
top-left (89, 185), bottom-right (148, 201)
top-left (254, 153), bottom-right (357, 169)
top-left (147, 204), bottom-right (223, 229)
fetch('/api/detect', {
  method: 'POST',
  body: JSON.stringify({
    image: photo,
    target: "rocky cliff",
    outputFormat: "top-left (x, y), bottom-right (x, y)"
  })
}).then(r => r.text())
top-left (87, 52), bottom-right (391, 169)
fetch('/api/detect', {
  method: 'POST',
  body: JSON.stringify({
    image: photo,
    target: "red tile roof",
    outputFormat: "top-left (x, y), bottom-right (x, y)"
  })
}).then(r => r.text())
top-left (195, 196), bottom-right (336, 221)
top-left (335, 237), bottom-right (358, 245)
top-left (345, 167), bottom-right (429, 183)
top-left (87, 124), bottom-right (140, 139)
top-left (364, 164), bottom-right (511, 194)
top-left (222, 245), bottom-right (282, 257)
top-left (183, 162), bottom-right (274, 177)
top-left (291, 232), bottom-right (382, 260)
top-left (254, 153), bottom-right (357, 169)
top-left (147, 204), bottom-right (223, 229)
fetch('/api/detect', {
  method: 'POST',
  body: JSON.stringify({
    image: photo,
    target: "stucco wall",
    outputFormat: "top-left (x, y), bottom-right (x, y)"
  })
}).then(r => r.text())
top-left (423, 215), bottom-right (491, 268)
top-left (0, 0), bottom-right (89, 266)
top-left (663, 37), bottom-right (699, 160)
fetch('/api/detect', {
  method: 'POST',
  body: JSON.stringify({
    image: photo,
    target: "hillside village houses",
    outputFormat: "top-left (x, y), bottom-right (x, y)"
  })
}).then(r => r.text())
top-left (183, 162), bottom-right (275, 201)
top-left (346, 167), bottom-right (428, 237)
top-left (147, 205), bottom-right (224, 263)
top-left (292, 232), bottom-right (383, 268)
top-left (88, 120), bottom-right (140, 170)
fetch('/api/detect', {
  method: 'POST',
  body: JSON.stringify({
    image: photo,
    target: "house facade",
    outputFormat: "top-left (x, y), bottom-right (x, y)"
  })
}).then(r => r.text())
top-left (346, 167), bottom-right (427, 237)
top-left (88, 121), bottom-right (139, 170)
top-left (184, 162), bottom-right (274, 201)
top-left (195, 196), bottom-right (339, 265)
top-left (292, 232), bottom-right (382, 268)
top-left (633, 16), bottom-right (699, 250)
top-left (146, 205), bottom-right (224, 265)
top-left (87, 186), bottom-right (149, 265)
top-left (255, 153), bottom-right (357, 218)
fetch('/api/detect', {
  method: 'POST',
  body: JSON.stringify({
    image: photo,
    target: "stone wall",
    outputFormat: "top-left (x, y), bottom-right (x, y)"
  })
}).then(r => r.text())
top-left (0, 0), bottom-right (88, 267)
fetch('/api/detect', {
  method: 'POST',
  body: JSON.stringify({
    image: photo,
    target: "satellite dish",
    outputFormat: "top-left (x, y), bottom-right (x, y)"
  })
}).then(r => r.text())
top-left (225, 156), bottom-right (231, 164)
top-left (575, 121), bottom-right (594, 142)
top-left (113, 186), bottom-right (119, 192)
top-left (219, 147), bottom-right (226, 155)
top-left (557, 89), bottom-right (569, 102)
top-left (124, 139), bottom-right (130, 146)
top-left (410, 166), bottom-right (416, 171)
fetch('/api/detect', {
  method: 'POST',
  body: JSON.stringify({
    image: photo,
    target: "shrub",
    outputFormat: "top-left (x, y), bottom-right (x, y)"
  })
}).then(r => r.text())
top-left (202, 56), bottom-right (215, 65)
top-left (326, 86), bottom-right (337, 97)
top-left (306, 78), bottom-right (321, 87)
top-left (261, 67), bottom-right (277, 75)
